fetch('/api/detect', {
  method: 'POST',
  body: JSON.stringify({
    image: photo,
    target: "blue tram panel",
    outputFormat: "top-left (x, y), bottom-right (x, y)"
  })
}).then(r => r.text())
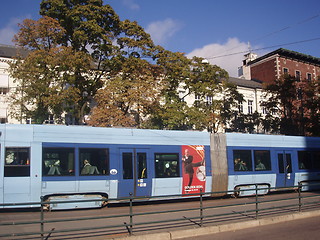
top-left (222, 133), bottom-right (320, 196)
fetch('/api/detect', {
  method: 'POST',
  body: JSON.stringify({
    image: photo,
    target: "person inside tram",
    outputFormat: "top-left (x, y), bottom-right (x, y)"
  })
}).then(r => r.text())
top-left (255, 159), bottom-right (266, 170)
top-left (234, 157), bottom-right (247, 171)
top-left (81, 159), bottom-right (100, 175)
top-left (47, 160), bottom-right (61, 175)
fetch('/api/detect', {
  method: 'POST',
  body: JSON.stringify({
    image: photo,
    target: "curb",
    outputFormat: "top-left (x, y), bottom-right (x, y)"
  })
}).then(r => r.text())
top-left (112, 209), bottom-right (320, 240)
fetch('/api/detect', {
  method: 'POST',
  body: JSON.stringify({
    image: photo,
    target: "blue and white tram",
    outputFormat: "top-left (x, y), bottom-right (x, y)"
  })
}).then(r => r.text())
top-left (211, 133), bottom-right (320, 196)
top-left (1, 124), bottom-right (320, 209)
top-left (0, 124), bottom-right (211, 209)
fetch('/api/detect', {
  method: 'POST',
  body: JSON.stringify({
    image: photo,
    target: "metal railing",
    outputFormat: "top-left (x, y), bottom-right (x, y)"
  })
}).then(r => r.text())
top-left (0, 182), bottom-right (320, 239)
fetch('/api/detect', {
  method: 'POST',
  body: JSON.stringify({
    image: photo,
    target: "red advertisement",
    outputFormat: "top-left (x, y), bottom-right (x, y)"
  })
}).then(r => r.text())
top-left (182, 145), bottom-right (206, 194)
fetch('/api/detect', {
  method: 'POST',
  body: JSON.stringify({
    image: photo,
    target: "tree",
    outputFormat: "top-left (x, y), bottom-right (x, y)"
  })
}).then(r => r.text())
top-left (9, 16), bottom-right (91, 123)
top-left (88, 56), bottom-right (163, 127)
top-left (10, 0), bottom-right (161, 125)
top-left (39, 0), bottom-right (124, 124)
top-left (261, 75), bottom-right (320, 136)
top-left (146, 50), bottom-right (194, 130)
top-left (150, 53), bottom-right (243, 132)
top-left (87, 17), bottom-right (163, 127)
top-left (9, 0), bottom-right (124, 124)
top-left (228, 111), bottom-right (261, 133)
top-left (182, 58), bottom-right (245, 132)
top-left (301, 76), bottom-right (320, 136)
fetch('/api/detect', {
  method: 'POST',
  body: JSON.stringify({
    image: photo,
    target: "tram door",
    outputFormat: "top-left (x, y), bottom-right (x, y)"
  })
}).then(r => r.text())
top-left (118, 149), bottom-right (151, 198)
top-left (276, 151), bottom-right (294, 188)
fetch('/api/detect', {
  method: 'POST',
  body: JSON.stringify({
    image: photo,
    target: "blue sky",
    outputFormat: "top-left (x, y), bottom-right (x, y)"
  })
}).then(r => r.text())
top-left (1, 0), bottom-right (320, 76)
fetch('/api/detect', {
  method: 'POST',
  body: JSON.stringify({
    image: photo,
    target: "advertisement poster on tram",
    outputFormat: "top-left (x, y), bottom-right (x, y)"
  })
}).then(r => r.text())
top-left (182, 145), bottom-right (206, 194)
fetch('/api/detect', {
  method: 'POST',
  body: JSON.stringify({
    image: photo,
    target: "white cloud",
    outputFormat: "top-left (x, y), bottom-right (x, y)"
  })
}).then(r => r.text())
top-left (0, 16), bottom-right (31, 46)
top-left (187, 38), bottom-right (258, 77)
top-left (122, 0), bottom-right (140, 10)
top-left (0, 18), bottom-right (22, 45)
top-left (146, 18), bottom-right (182, 45)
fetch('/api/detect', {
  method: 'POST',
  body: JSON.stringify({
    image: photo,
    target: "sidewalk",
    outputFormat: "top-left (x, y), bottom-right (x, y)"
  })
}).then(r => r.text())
top-left (113, 210), bottom-right (320, 240)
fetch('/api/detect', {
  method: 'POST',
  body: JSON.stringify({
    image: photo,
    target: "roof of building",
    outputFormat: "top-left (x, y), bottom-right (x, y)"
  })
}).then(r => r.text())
top-left (0, 44), bottom-right (28, 58)
top-left (228, 77), bottom-right (262, 89)
top-left (248, 48), bottom-right (320, 66)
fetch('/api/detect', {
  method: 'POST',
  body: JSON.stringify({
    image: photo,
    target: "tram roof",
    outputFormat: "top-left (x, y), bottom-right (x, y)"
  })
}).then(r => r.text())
top-left (0, 124), bottom-right (210, 146)
top-left (224, 132), bottom-right (320, 149)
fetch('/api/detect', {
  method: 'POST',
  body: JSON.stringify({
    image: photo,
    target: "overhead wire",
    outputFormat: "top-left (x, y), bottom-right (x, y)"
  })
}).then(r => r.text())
top-left (251, 13), bottom-right (320, 43)
top-left (207, 13), bottom-right (320, 59)
top-left (206, 37), bottom-right (320, 60)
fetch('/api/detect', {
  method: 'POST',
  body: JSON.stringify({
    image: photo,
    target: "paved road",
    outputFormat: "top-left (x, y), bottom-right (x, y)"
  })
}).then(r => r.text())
top-left (180, 216), bottom-right (320, 240)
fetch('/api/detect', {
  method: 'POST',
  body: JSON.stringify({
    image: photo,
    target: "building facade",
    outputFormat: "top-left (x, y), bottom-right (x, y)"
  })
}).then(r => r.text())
top-left (227, 77), bottom-right (263, 115)
top-left (0, 45), bottom-right (18, 124)
top-left (240, 48), bottom-right (320, 83)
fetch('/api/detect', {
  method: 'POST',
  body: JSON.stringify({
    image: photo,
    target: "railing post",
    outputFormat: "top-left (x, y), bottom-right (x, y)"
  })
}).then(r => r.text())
top-left (255, 184), bottom-right (259, 219)
top-left (129, 193), bottom-right (133, 236)
top-left (200, 188), bottom-right (203, 227)
top-left (298, 182), bottom-right (302, 212)
top-left (40, 196), bottom-right (44, 240)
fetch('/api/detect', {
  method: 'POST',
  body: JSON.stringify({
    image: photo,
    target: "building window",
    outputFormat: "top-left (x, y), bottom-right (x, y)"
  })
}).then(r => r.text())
top-left (4, 148), bottom-right (30, 177)
top-left (155, 153), bottom-right (180, 178)
top-left (179, 90), bottom-right (186, 101)
top-left (26, 118), bottom-right (32, 124)
top-left (248, 100), bottom-right (253, 114)
top-left (206, 96), bottom-right (212, 105)
top-left (0, 87), bottom-right (9, 94)
top-left (0, 118), bottom-right (7, 124)
top-left (283, 68), bottom-right (289, 75)
top-left (295, 70), bottom-right (301, 81)
top-left (194, 94), bottom-right (201, 107)
top-left (44, 114), bottom-right (54, 124)
top-left (307, 73), bottom-right (312, 81)
top-left (262, 107), bottom-right (268, 115)
top-left (297, 88), bottom-right (303, 100)
top-left (238, 101), bottom-right (243, 113)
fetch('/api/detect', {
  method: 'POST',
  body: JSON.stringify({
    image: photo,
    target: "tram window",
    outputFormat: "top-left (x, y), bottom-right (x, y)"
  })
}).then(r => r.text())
top-left (278, 153), bottom-right (292, 173)
top-left (314, 152), bottom-right (320, 169)
top-left (233, 150), bottom-right (252, 171)
top-left (254, 150), bottom-right (271, 171)
top-left (43, 148), bottom-right (75, 176)
top-left (123, 152), bottom-right (133, 179)
top-left (298, 151), bottom-right (313, 170)
top-left (4, 148), bottom-right (30, 177)
top-left (138, 153), bottom-right (147, 179)
top-left (79, 148), bottom-right (109, 175)
top-left (286, 154), bottom-right (292, 173)
top-left (278, 154), bottom-right (285, 173)
top-left (155, 153), bottom-right (179, 178)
